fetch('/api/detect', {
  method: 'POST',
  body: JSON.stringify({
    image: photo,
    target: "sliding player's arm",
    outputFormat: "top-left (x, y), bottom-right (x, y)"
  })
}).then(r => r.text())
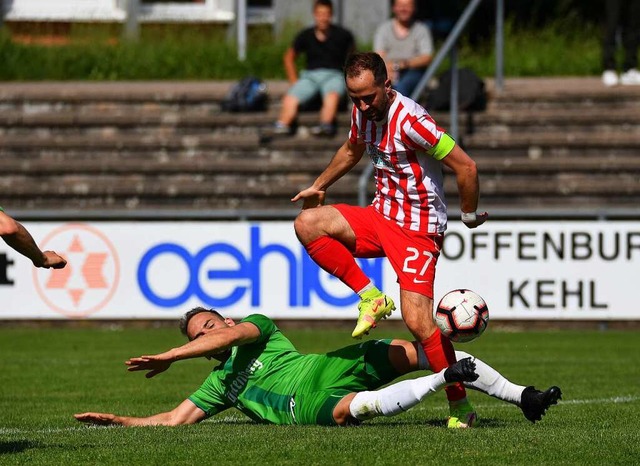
top-left (75, 399), bottom-right (206, 427)
top-left (126, 322), bottom-right (261, 378)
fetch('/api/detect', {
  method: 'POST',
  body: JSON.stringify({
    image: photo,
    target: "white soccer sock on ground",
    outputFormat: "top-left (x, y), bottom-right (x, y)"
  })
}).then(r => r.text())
top-left (349, 370), bottom-right (447, 420)
top-left (417, 347), bottom-right (525, 405)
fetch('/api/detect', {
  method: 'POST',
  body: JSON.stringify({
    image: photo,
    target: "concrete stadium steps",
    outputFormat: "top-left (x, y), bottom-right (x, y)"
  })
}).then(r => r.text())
top-left (3, 172), bottom-right (638, 212)
top-left (2, 130), bottom-right (639, 160)
top-left (1, 77), bottom-right (639, 213)
top-left (0, 81), bottom-right (288, 118)
top-left (0, 173), bottom-right (361, 211)
top-left (464, 131), bottom-right (640, 150)
top-left (2, 107), bottom-right (640, 138)
top-left (3, 151), bottom-right (639, 174)
top-left (487, 77), bottom-right (640, 108)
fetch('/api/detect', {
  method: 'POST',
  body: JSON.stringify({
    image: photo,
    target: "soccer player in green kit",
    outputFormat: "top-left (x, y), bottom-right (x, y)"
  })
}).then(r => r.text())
top-left (75, 308), bottom-right (561, 427)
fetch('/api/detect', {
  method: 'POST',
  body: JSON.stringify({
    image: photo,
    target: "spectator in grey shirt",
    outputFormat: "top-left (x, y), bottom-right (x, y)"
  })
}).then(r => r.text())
top-left (374, 0), bottom-right (433, 97)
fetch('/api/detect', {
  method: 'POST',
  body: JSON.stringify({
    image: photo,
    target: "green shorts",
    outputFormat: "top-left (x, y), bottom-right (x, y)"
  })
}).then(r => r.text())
top-left (292, 339), bottom-right (401, 426)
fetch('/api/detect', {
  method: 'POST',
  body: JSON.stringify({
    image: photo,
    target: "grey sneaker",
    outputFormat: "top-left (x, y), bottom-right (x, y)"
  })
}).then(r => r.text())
top-left (272, 122), bottom-right (295, 136)
top-left (310, 123), bottom-right (337, 137)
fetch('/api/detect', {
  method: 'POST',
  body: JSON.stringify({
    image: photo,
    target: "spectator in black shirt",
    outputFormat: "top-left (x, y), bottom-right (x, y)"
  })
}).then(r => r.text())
top-left (271, 0), bottom-right (355, 137)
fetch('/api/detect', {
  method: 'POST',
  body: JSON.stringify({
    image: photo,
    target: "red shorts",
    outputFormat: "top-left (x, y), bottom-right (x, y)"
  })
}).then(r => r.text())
top-left (334, 204), bottom-right (443, 298)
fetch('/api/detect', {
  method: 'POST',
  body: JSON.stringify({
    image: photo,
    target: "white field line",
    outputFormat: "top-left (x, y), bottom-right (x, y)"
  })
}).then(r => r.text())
top-left (0, 418), bottom-right (247, 435)
top-left (415, 394), bottom-right (640, 411)
top-left (557, 395), bottom-right (640, 405)
top-left (0, 426), bottom-right (90, 435)
top-left (1, 396), bottom-right (638, 434)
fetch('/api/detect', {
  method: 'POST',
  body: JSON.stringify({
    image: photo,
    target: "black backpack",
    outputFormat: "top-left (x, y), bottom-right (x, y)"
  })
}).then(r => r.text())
top-left (221, 76), bottom-right (268, 112)
top-left (425, 68), bottom-right (487, 112)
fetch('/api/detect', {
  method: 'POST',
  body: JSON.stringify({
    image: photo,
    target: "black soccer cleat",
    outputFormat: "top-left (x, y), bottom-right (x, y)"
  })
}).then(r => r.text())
top-left (520, 385), bottom-right (562, 423)
top-left (444, 357), bottom-right (479, 384)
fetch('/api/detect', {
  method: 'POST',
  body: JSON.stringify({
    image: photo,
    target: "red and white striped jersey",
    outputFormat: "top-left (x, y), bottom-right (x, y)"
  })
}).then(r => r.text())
top-left (349, 91), bottom-right (453, 234)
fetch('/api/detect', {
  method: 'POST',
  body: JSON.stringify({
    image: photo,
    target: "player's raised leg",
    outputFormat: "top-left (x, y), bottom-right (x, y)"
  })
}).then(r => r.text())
top-left (294, 206), bottom-right (395, 338)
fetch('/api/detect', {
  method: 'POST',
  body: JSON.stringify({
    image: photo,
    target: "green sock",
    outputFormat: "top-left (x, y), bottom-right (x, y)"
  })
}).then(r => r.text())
top-left (360, 286), bottom-right (382, 300)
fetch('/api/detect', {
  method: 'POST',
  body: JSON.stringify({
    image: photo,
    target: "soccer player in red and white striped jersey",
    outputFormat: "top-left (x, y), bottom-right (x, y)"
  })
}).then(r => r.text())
top-left (292, 52), bottom-right (488, 428)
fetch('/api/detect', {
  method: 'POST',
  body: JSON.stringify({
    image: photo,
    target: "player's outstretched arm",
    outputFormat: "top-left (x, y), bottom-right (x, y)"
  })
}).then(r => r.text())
top-left (126, 352), bottom-right (175, 378)
top-left (0, 211), bottom-right (67, 269)
top-left (126, 322), bottom-right (261, 377)
top-left (292, 140), bottom-right (365, 209)
top-left (75, 399), bottom-right (206, 427)
top-left (441, 145), bottom-right (488, 229)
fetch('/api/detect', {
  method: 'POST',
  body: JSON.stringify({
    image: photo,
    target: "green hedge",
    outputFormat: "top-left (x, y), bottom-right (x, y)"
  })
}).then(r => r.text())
top-left (0, 27), bottom-right (290, 80)
top-left (458, 19), bottom-right (603, 77)
top-left (0, 19), bottom-right (604, 81)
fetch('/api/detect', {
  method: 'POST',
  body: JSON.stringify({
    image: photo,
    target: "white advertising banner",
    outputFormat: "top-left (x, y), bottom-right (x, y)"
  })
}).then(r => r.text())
top-left (0, 221), bottom-right (638, 320)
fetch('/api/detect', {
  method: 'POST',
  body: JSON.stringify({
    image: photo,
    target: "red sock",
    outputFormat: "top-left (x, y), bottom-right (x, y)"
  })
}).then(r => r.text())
top-left (421, 329), bottom-right (467, 402)
top-left (306, 236), bottom-right (370, 293)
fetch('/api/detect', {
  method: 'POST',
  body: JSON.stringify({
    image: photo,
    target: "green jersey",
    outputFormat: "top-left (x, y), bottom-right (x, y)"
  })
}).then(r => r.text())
top-left (188, 314), bottom-right (399, 425)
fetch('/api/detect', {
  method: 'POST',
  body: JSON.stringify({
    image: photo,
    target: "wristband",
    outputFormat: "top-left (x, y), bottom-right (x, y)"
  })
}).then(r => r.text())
top-left (461, 211), bottom-right (477, 223)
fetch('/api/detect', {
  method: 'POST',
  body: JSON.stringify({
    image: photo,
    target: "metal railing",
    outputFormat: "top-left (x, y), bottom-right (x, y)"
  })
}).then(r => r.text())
top-left (358, 0), bottom-right (505, 207)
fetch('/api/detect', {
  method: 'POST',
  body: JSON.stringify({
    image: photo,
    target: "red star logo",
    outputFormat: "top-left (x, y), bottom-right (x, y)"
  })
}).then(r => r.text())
top-left (45, 234), bottom-right (109, 307)
top-left (33, 224), bottom-right (120, 318)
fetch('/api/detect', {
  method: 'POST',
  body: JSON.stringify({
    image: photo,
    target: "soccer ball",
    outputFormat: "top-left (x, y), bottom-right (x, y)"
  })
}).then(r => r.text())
top-left (434, 289), bottom-right (489, 343)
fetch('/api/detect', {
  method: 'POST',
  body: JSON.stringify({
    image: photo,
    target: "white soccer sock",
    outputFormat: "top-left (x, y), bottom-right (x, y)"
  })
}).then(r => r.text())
top-left (349, 370), bottom-right (447, 420)
top-left (416, 346), bottom-right (525, 405)
top-left (455, 351), bottom-right (525, 405)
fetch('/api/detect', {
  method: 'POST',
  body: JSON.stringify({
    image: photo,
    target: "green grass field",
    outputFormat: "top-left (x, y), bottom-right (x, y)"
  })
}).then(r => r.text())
top-left (1, 324), bottom-right (639, 465)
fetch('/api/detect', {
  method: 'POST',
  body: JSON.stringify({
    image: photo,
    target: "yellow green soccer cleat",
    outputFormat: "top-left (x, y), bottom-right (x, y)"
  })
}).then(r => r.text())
top-left (351, 292), bottom-right (395, 339)
top-left (447, 400), bottom-right (477, 429)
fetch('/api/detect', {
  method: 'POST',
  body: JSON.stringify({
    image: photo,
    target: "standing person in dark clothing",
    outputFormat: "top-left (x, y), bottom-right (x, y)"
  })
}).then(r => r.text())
top-left (602, 0), bottom-right (640, 86)
top-left (270, 0), bottom-right (355, 138)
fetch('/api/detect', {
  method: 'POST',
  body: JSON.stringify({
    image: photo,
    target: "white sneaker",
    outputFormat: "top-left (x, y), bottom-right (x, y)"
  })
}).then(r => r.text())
top-left (602, 70), bottom-right (619, 87)
top-left (620, 68), bottom-right (640, 85)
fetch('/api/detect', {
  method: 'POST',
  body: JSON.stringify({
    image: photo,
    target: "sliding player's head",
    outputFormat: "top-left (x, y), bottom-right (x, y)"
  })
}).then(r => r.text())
top-left (179, 307), bottom-right (233, 341)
